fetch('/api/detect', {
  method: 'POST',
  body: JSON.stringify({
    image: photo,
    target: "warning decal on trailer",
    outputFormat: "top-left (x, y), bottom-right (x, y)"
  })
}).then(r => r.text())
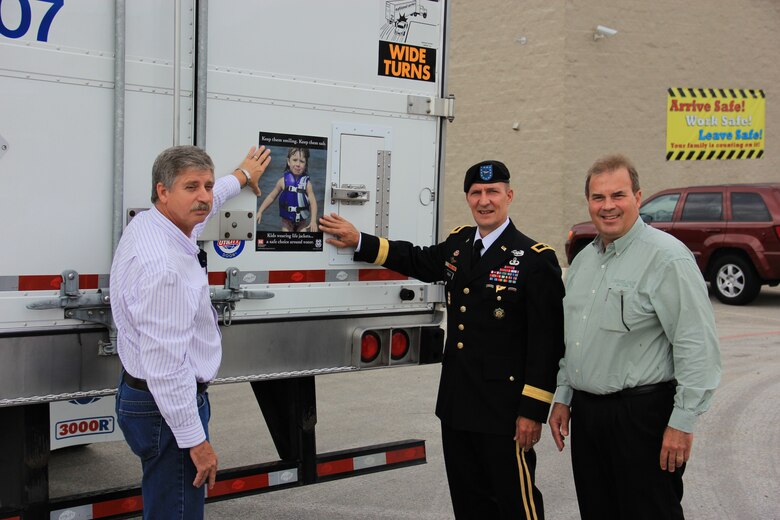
top-left (378, 42), bottom-right (435, 82)
top-left (378, 0), bottom-right (440, 82)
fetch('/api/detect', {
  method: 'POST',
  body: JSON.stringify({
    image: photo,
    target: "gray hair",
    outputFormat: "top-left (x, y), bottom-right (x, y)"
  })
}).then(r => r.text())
top-left (151, 145), bottom-right (214, 203)
top-left (585, 154), bottom-right (640, 197)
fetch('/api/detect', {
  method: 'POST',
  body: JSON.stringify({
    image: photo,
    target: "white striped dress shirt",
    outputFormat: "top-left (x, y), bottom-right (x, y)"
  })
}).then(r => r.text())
top-left (111, 175), bottom-right (240, 448)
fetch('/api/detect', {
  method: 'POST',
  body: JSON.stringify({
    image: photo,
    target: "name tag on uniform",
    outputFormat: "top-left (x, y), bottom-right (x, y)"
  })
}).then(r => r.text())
top-left (445, 261), bottom-right (457, 280)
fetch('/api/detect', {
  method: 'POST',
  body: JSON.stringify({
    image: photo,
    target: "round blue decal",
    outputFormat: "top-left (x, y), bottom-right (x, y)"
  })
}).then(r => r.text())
top-left (213, 240), bottom-right (245, 259)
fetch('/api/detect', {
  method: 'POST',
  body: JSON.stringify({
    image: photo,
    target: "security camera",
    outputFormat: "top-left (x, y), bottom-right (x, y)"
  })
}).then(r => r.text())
top-left (594, 25), bottom-right (618, 40)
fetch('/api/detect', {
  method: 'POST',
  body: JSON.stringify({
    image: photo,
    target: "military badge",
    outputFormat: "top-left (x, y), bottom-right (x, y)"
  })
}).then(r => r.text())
top-left (489, 266), bottom-right (519, 284)
top-left (531, 242), bottom-right (555, 253)
top-left (454, 250), bottom-right (460, 256)
top-left (512, 249), bottom-right (524, 257)
top-left (493, 308), bottom-right (505, 319)
top-left (509, 257), bottom-right (519, 266)
top-left (479, 164), bottom-right (493, 181)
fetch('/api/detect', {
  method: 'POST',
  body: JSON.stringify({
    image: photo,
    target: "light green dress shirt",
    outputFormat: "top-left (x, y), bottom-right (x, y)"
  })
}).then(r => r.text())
top-left (555, 217), bottom-right (721, 432)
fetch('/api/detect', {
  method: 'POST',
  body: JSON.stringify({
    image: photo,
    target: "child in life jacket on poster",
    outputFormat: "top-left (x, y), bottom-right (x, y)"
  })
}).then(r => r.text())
top-left (256, 146), bottom-right (318, 232)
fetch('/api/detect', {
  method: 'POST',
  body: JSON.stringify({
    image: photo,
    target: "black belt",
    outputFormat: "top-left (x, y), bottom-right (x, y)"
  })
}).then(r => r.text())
top-left (575, 380), bottom-right (675, 400)
top-left (123, 371), bottom-right (209, 394)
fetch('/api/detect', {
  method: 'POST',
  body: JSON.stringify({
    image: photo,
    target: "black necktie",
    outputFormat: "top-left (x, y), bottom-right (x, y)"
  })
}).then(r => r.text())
top-left (471, 239), bottom-right (483, 269)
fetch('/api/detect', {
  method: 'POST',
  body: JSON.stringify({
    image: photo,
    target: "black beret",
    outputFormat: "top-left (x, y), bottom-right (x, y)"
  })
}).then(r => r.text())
top-left (463, 160), bottom-right (511, 192)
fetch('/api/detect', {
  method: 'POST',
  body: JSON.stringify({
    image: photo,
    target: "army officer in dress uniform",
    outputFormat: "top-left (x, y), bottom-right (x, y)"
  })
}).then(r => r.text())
top-left (319, 160), bottom-right (564, 520)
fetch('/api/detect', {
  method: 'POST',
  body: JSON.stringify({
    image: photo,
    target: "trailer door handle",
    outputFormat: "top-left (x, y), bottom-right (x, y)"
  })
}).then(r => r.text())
top-left (331, 184), bottom-right (370, 205)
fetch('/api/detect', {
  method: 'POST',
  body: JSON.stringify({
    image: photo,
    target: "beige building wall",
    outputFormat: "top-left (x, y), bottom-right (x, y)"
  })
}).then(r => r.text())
top-left (443, 0), bottom-right (780, 264)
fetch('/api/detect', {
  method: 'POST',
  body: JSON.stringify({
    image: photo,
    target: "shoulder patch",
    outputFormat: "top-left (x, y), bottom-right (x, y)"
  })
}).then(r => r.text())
top-left (449, 225), bottom-right (470, 236)
top-left (531, 242), bottom-right (555, 253)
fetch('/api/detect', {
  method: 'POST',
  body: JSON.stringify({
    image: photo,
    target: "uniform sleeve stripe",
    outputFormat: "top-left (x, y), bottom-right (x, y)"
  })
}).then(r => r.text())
top-left (375, 238), bottom-right (390, 265)
top-left (522, 385), bottom-right (554, 404)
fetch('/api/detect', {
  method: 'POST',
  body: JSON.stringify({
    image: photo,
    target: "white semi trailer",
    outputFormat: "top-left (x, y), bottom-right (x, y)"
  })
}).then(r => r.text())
top-left (0, 1), bottom-right (453, 517)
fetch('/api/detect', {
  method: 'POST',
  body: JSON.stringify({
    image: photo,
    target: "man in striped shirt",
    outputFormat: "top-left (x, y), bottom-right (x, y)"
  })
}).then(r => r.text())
top-left (111, 145), bottom-right (270, 519)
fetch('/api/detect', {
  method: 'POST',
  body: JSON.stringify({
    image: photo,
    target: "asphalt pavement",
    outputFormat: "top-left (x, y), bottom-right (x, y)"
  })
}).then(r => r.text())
top-left (50, 286), bottom-right (780, 519)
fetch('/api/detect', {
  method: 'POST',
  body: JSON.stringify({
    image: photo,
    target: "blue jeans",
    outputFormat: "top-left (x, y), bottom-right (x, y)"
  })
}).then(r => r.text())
top-left (116, 379), bottom-right (211, 520)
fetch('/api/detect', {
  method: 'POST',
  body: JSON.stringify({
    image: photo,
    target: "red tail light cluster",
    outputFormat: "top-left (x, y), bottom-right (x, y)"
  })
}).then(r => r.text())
top-left (360, 332), bottom-right (381, 363)
top-left (390, 330), bottom-right (410, 360)
top-left (359, 329), bottom-right (412, 365)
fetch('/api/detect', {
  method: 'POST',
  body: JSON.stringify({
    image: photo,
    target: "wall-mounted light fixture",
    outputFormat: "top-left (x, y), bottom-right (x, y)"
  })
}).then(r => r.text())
top-left (593, 25), bottom-right (618, 41)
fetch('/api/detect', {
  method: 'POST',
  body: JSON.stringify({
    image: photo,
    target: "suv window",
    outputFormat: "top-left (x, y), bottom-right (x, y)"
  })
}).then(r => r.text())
top-left (639, 193), bottom-right (680, 222)
top-left (681, 192), bottom-right (723, 221)
top-left (731, 192), bottom-right (771, 221)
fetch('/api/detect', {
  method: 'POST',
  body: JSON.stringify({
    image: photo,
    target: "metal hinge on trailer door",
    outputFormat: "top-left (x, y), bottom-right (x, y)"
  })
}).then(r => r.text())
top-left (407, 94), bottom-right (455, 121)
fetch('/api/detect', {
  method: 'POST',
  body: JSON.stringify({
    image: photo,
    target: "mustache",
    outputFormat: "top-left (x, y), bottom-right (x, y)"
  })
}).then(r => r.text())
top-left (192, 203), bottom-right (210, 212)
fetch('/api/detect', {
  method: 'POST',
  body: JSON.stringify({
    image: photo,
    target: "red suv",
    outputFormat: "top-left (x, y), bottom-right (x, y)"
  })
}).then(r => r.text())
top-left (565, 183), bottom-right (780, 305)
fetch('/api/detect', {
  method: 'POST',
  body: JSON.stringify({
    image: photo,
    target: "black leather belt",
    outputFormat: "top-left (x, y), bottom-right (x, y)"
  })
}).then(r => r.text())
top-left (123, 371), bottom-right (209, 394)
top-left (575, 380), bottom-right (675, 400)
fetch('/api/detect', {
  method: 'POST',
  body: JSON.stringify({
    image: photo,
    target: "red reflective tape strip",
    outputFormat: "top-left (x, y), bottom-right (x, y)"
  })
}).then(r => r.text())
top-left (208, 272), bottom-right (227, 285)
top-left (358, 269), bottom-right (408, 281)
top-left (0, 516), bottom-right (21, 520)
top-left (92, 495), bottom-right (143, 518)
top-left (268, 270), bottom-right (326, 284)
top-left (17, 274), bottom-right (99, 290)
top-left (209, 474), bottom-right (269, 498)
top-left (317, 457), bottom-right (355, 477)
top-left (386, 445), bottom-right (426, 465)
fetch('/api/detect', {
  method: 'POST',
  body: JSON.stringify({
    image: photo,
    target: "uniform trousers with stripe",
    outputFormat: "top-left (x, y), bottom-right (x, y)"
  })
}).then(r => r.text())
top-left (441, 422), bottom-right (544, 520)
top-left (570, 385), bottom-right (685, 520)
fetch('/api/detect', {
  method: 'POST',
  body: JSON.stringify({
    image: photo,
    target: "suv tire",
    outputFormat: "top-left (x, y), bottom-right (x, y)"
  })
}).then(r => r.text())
top-left (711, 254), bottom-right (761, 305)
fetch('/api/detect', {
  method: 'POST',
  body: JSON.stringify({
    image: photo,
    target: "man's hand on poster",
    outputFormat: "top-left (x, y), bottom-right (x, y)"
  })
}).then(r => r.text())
top-left (237, 145), bottom-right (271, 196)
top-left (319, 213), bottom-right (360, 248)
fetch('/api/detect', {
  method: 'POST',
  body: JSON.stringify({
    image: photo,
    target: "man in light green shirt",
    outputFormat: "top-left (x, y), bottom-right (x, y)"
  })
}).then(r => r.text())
top-left (549, 155), bottom-right (721, 520)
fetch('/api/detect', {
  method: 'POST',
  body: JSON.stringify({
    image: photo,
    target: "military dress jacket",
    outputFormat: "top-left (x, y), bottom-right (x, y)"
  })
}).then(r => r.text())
top-left (355, 221), bottom-right (565, 435)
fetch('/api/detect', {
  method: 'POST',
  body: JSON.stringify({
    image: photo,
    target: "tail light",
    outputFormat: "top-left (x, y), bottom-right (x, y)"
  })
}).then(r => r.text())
top-left (775, 225), bottom-right (780, 241)
top-left (567, 230), bottom-right (573, 241)
top-left (390, 330), bottom-right (410, 360)
top-left (360, 331), bottom-right (381, 363)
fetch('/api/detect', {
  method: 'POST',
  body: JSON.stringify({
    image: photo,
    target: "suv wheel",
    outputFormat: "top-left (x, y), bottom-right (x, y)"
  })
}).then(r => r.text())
top-left (711, 255), bottom-right (761, 305)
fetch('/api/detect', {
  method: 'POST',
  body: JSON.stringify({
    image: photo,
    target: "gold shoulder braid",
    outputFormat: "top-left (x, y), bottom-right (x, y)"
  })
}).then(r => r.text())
top-left (449, 225), bottom-right (470, 235)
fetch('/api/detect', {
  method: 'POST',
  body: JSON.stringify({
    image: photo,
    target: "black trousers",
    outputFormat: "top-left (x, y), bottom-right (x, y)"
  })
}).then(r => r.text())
top-left (441, 422), bottom-right (544, 520)
top-left (570, 385), bottom-right (685, 520)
